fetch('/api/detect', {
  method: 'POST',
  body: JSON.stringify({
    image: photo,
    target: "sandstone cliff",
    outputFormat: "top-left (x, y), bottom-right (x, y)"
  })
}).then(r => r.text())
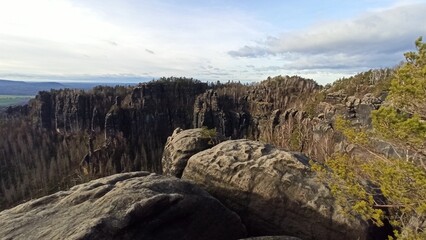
top-left (193, 74), bottom-right (424, 165)
top-left (0, 78), bottom-right (209, 210)
top-left (2, 72), bottom-right (423, 213)
top-left (0, 172), bottom-right (247, 240)
top-left (29, 78), bottom-right (208, 173)
top-left (163, 129), bottom-right (369, 240)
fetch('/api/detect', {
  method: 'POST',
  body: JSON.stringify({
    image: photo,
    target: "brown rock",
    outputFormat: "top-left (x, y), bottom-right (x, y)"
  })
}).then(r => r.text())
top-left (182, 139), bottom-right (368, 240)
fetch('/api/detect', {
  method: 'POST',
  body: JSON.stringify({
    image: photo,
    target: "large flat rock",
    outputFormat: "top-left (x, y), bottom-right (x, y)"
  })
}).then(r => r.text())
top-left (0, 172), bottom-right (246, 240)
top-left (182, 139), bottom-right (368, 240)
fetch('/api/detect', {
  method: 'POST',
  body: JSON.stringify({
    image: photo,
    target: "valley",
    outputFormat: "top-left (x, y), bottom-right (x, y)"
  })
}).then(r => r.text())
top-left (1, 0), bottom-right (425, 239)
top-left (0, 29), bottom-right (424, 240)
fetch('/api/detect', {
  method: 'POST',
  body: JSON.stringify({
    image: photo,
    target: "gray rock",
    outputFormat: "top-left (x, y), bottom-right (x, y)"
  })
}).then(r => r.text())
top-left (0, 172), bottom-right (246, 240)
top-left (361, 93), bottom-right (382, 106)
top-left (182, 140), bottom-right (368, 240)
top-left (162, 128), bottom-right (218, 177)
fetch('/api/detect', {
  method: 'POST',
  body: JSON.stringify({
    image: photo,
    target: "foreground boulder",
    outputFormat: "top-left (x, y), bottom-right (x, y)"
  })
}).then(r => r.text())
top-left (182, 139), bottom-right (368, 240)
top-left (0, 172), bottom-right (246, 240)
top-left (162, 128), bottom-right (218, 177)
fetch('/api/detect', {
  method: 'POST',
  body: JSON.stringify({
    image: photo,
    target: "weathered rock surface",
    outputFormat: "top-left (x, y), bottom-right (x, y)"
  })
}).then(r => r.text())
top-left (0, 172), bottom-right (246, 240)
top-left (193, 76), bottom-right (321, 141)
top-left (28, 79), bottom-right (208, 173)
top-left (182, 139), bottom-right (368, 240)
top-left (190, 75), bottom-right (418, 164)
top-left (162, 128), bottom-right (218, 177)
top-left (193, 89), bottom-right (251, 139)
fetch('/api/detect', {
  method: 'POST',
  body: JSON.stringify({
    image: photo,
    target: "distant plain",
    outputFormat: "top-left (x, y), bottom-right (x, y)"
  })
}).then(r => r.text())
top-left (0, 79), bottom-right (139, 108)
top-left (0, 95), bottom-right (33, 107)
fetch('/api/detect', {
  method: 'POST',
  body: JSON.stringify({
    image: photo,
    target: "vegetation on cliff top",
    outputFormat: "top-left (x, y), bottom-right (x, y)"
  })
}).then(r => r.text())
top-left (372, 37), bottom-right (426, 152)
top-left (314, 38), bottom-right (426, 239)
top-left (327, 68), bottom-right (394, 97)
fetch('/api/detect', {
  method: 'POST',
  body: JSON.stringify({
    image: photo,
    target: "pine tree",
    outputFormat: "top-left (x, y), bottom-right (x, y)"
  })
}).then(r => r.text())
top-left (313, 38), bottom-right (426, 239)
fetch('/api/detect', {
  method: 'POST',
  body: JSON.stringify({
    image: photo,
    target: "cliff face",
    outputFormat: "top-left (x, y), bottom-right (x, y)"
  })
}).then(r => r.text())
top-left (28, 80), bottom-right (208, 174)
top-left (193, 74), bottom-right (424, 164)
top-left (33, 89), bottom-right (112, 131)
top-left (16, 74), bottom-right (419, 174)
top-left (2, 73), bottom-right (423, 211)
top-left (0, 79), bottom-right (208, 210)
top-left (193, 76), bottom-right (330, 159)
top-left (24, 75), bottom-right (390, 169)
top-left (193, 76), bottom-right (320, 139)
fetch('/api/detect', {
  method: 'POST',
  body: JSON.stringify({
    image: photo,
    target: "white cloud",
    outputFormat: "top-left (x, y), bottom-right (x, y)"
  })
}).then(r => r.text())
top-left (229, 3), bottom-right (426, 79)
top-left (0, 0), bottom-right (121, 45)
top-left (1, 0), bottom-right (425, 85)
top-left (231, 4), bottom-right (426, 57)
top-left (0, 0), bottom-right (267, 81)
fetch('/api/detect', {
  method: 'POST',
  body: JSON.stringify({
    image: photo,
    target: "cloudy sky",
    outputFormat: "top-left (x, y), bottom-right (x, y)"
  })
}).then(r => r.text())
top-left (0, 0), bottom-right (425, 85)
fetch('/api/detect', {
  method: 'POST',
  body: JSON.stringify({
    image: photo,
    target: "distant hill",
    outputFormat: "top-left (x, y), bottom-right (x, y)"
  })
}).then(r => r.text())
top-left (0, 79), bottom-right (139, 95)
top-left (63, 82), bottom-right (137, 90)
top-left (0, 79), bottom-right (65, 95)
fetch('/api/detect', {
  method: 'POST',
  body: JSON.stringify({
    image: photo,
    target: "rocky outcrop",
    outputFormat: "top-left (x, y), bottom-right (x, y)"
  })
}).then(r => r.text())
top-left (191, 77), bottom-right (344, 162)
top-left (341, 94), bottom-right (382, 127)
top-left (5, 74), bottom-right (422, 214)
top-left (193, 76), bottom-right (321, 141)
top-left (241, 83), bottom-right (419, 164)
top-left (0, 172), bottom-right (246, 240)
top-left (29, 79), bottom-right (208, 173)
top-left (190, 76), bottom-right (395, 163)
top-left (182, 139), bottom-right (368, 240)
top-left (193, 90), bottom-right (251, 139)
top-left (162, 128), bottom-right (219, 177)
top-left (31, 88), bottom-right (117, 132)
top-left (1, 79), bottom-right (213, 210)
top-left (19, 76), bottom-right (392, 176)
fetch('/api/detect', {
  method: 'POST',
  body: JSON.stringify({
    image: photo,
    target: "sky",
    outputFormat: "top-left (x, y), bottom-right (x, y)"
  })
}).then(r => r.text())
top-left (0, 0), bottom-right (425, 85)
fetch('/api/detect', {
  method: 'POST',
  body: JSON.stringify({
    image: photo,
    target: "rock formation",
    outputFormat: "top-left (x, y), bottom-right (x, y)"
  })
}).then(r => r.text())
top-left (0, 172), bottom-right (246, 240)
top-left (2, 73), bottom-right (423, 216)
top-left (191, 75), bottom-right (424, 165)
top-left (162, 128), bottom-right (220, 177)
top-left (181, 139), bottom-right (368, 240)
top-left (193, 76), bottom-right (320, 141)
top-left (17, 75), bottom-right (413, 174)
top-left (29, 79), bottom-right (208, 173)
